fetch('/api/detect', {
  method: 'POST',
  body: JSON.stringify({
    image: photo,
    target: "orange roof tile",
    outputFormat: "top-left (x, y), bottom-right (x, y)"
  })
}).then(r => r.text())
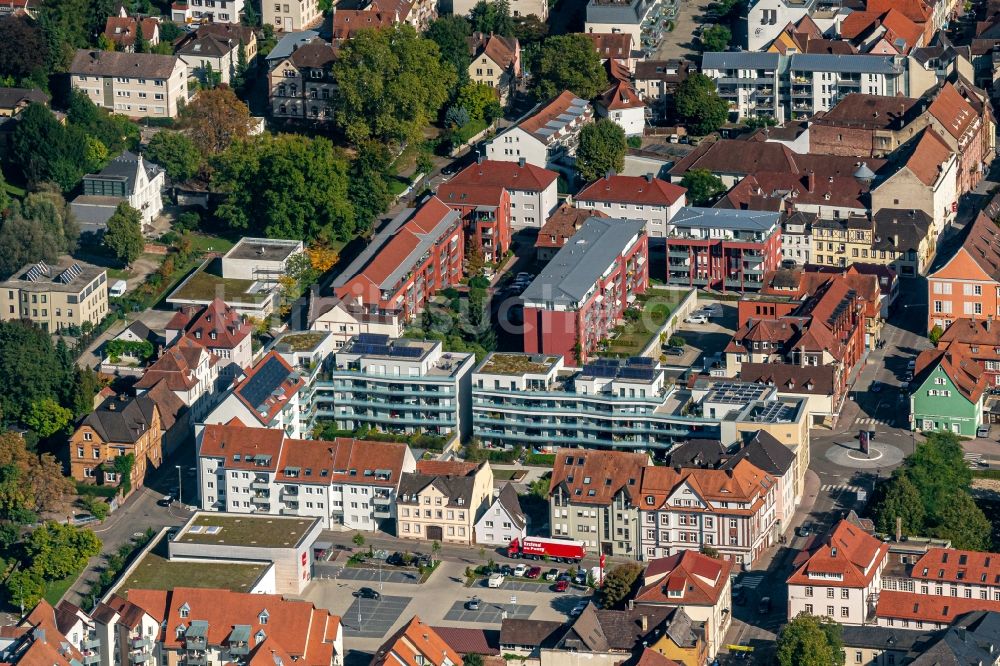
top-left (577, 174), bottom-right (686, 206)
top-left (927, 82), bottom-right (978, 142)
top-left (443, 159), bottom-right (558, 192)
top-left (550, 448), bottom-right (649, 505)
top-left (787, 519), bottom-right (888, 588)
top-left (913, 348), bottom-right (988, 404)
top-left (371, 616), bottom-right (463, 666)
top-left (636, 551), bottom-right (733, 607)
top-left (134, 337), bottom-right (217, 392)
top-left (903, 127), bottom-right (953, 187)
top-left (876, 590), bottom-right (1000, 624)
top-left (536, 205), bottom-right (607, 249)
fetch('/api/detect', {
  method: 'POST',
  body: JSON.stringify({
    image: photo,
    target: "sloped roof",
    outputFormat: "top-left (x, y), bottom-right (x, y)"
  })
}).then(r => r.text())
top-left (134, 337), bottom-right (217, 392)
top-left (371, 616), bottom-right (463, 666)
top-left (550, 447), bottom-right (649, 505)
top-left (598, 78), bottom-right (645, 111)
top-left (934, 212), bottom-right (1000, 283)
top-left (104, 15), bottom-right (159, 48)
top-left (927, 82), bottom-right (978, 141)
top-left (142, 378), bottom-right (186, 432)
top-left (787, 519), bottom-right (889, 588)
top-left (80, 394), bottom-right (158, 444)
top-left (493, 483), bottom-right (526, 530)
top-left (635, 550), bottom-right (732, 606)
top-left (814, 93), bottom-right (922, 130)
top-left (469, 32), bottom-right (519, 70)
top-left (913, 348), bottom-right (988, 404)
top-left (445, 159), bottom-right (558, 193)
top-left (727, 431), bottom-right (795, 476)
top-left (739, 361), bottom-right (837, 396)
top-left (536, 204), bottom-right (606, 249)
top-left (581, 32), bottom-right (633, 59)
top-left (938, 318), bottom-right (1000, 347)
top-left (232, 351), bottom-right (306, 425)
top-left (69, 49), bottom-right (180, 79)
top-left (902, 127), bottom-right (954, 187)
top-left (866, 0), bottom-right (930, 24)
top-left (516, 91), bottom-right (591, 144)
top-left (577, 174), bottom-right (685, 206)
top-left (181, 297), bottom-right (252, 350)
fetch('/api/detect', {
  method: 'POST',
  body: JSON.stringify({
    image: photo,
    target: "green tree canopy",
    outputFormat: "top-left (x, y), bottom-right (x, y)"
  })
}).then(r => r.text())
top-left (701, 24), bottom-right (732, 52)
top-left (777, 615), bottom-right (845, 666)
top-left (874, 474), bottom-right (925, 538)
top-left (332, 25), bottom-right (457, 146)
top-left (531, 34), bottom-right (606, 101)
top-left (598, 562), bottom-right (642, 608)
top-left (67, 90), bottom-right (139, 157)
top-left (453, 81), bottom-right (502, 125)
top-left (930, 490), bottom-right (992, 551)
top-left (10, 104), bottom-right (88, 191)
top-left (426, 15), bottom-right (472, 82)
top-left (469, 0), bottom-right (514, 37)
top-left (145, 131), bottom-right (203, 182)
top-left (179, 86), bottom-right (254, 155)
top-left (104, 202), bottom-right (144, 266)
top-left (348, 141), bottom-right (393, 236)
top-left (679, 169), bottom-right (725, 206)
top-left (0, 432), bottom-right (75, 519)
top-left (0, 189), bottom-right (79, 278)
top-left (577, 119), bottom-right (627, 183)
top-left (24, 398), bottom-right (72, 438)
top-left (213, 133), bottom-right (355, 241)
top-left (674, 72), bottom-right (729, 136)
top-left (0, 17), bottom-right (49, 84)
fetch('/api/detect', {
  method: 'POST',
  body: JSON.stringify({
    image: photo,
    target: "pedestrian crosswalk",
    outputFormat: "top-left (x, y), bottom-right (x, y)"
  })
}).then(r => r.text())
top-left (821, 484), bottom-right (864, 493)
top-left (965, 452), bottom-right (982, 468)
top-left (855, 417), bottom-right (899, 427)
top-left (739, 572), bottom-right (766, 590)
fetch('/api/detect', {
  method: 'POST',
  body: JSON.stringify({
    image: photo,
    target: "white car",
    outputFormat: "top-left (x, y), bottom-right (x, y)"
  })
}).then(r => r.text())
top-left (685, 314), bottom-right (708, 324)
top-left (513, 564), bottom-right (528, 577)
top-left (488, 573), bottom-right (505, 588)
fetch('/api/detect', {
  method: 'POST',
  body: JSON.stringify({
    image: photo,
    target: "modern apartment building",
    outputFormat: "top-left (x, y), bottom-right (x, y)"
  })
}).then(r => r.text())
top-left (666, 208), bottom-right (783, 293)
top-left (549, 448), bottom-right (651, 556)
top-left (486, 91), bottom-right (593, 169)
top-left (0, 258), bottom-right (108, 332)
top-left (437, 175), bottom-right (512, 265)
top-left (397, 460), bottom-right (493, 544)
top-left (197, 422), bottom-right (416, 530)
top-left (701, 52), bottom-right (783, 123)
top-left (521, 217), bottom-right (647, 364)
top-left (584, 0), bottom-right (654, 44)
top-left (334, 196), bottom-right (463, 324)
top-left (788, 54), bottom-right (905, 119)
top-left (438, 158), bottom-right (559, 230)
top-left (264, 0), bottom-right (321, 31)
top-left (575, 174), bottom-right (687, 239)
top-left (69, 50), bottom-right (188, 119)
top-left (312, 335), bottom-right (475, 441)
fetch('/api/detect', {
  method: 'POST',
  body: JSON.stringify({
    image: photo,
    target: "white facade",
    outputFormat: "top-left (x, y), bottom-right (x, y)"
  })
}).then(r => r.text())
top-left (487, 126), bottom-right (549, 169)
top-left (201, 387), bottom-right (304, 438)
top-left (600, 105), bottom-right (645, 137)
top-left (264, 0), bottom-right (321, 31)
top-left (308, 299), bottom-right (405, 348)
top-left (782, 217), bottom-right (813, 265)
top-left (128, 158), bottom-right (165, 225)
top-left (474, 491), bottom-right (526, 546)
top-left (451, 0), bottom-right (547, 19)
top-left (746, 0), bottom-right (814, 51)
top-left (171, 0), bottom-right (245, 23)
top-left (510, 179), bottom-right (560, 229)
top-left (221, 237), bottom-right (304, 281)
top-left (788, 54), bottom-right (905, 119)
top-left (701, 52), bottom-right (783, 123)
top-left (576, 191), bottom-right (686, 239)
top-left (70, 51), bottom-right (189, 119)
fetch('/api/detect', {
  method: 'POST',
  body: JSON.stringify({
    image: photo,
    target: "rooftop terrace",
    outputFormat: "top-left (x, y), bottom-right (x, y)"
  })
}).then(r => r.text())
top-left (477, 353), bottom-right (560, 376)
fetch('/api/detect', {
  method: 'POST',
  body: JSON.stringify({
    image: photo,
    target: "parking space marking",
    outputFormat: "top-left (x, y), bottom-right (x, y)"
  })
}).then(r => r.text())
top-left (336, 568), bottom-right (421, 585)
top-left (502, 580), bottom-right (554, 592)
top-left (442, 601), bottom-right (534, 623)
top-left (343, 595), bottom-right (413, 638)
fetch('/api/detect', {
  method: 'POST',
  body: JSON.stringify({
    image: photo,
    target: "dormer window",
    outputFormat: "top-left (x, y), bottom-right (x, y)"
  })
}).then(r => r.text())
top-left (255, 629), bottom-right (266, 645)
top-left (258, 609), bottom-right (269, 625)
top-left (176, 624), bottom-right (186, 638)
top-left (179, 603), bottom-right (190, 619)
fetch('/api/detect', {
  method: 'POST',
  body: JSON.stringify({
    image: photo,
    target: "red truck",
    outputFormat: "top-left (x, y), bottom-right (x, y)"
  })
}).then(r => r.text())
top-left (507, 537), bottom-right (585, 563)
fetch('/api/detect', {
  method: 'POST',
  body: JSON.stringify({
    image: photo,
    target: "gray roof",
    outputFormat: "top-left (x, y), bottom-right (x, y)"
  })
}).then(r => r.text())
top-left (81, 394), bottom-right (158, 444)
top-left (398, 473), bottom-right (477, 507)
top-left (0, 87), bottom-right (49, 109)
top-left (586, 0), bottom-right (651, 25)
top-left (69, 49), bottom-right (180, 79)
top-left (671, 207), bottom-right (782, 232)
top-left (177, 34), bottom-right (236, 58)
top-left (520, 217), bottom-right (645, 308)
top-left (789, 53), bottom-right (902, 74)
top-left (912, 612), bottom-right (1000, 665)
top-left (701, 51), bottom-right (781, 71)
top-left (727, 431), bottom-right (795, 476)
top-left (500, 619), bottom-right (564, 648)
top-left (841, 625), bottom-right (937, 652)
top-left (70, 196), bottom-right (121, 233)
top-left (84, 151), bottom-right (163, 196)
top-left (560, 605), bottom-right (683, 652)
top-left (266, 29), bottom-right (321, 64)
top-left (872, 208), bottom-right (932, 253)
top-left (494, 483), bottom-right (526, 530)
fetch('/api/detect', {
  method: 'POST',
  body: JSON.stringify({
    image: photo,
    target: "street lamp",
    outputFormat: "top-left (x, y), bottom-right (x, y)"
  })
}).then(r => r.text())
top-left (176, 465), bottom-right (183, 506)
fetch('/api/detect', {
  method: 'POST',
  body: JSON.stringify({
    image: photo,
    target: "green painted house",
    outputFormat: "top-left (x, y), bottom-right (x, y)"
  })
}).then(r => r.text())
top-left (910, 348), bottom-right (986, 437)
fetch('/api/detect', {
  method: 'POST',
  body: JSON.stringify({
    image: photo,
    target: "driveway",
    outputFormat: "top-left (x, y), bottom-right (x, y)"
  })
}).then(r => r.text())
top-left (653, 0), bottom-right (712, 61)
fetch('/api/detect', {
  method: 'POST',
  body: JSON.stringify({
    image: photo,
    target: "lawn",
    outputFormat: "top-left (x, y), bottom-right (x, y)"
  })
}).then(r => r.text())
top-left (601, 290), bottom-right (688, 358)
top-left (493, 469), bottom-right (527, 482)
top-left (186, 233), bottom-right (236, 255)
top-left (388, 176), bottom-right (411, 197)
top-left (118, 550), bottom-right (268, 593)
top-left (168, 263), bottom-right (266, 304)
top-left (43, 571), bottom-right (82, 606)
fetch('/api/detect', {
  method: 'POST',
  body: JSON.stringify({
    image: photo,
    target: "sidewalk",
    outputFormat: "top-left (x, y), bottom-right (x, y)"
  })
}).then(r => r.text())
top-left (752, 470), bottom-right (820, 573)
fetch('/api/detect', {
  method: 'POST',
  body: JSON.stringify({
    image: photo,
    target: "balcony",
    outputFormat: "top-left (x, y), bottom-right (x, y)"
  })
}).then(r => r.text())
top-left (250, 479), bottom-right (269, 490)
top-left (280, 486), bottom-right (298, 497)
top-left (130, 653), bottom-right (152, 664)
top-left (82, 651), bottom-right (101, 665)
top-left (251, 495), bottom-right (270, 506)
top-left (131, 637), bottom-right (152, 650)
top-left (186, 653), bottom-right (208, 666)
top-left (230, 643), bottom-right (250, 656)
top-left (83, 637), bottom-right (100, 650)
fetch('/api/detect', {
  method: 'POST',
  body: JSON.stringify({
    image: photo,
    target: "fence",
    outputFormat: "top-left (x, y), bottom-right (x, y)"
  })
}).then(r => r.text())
top-left (637, 287), bottom-right (697, 357)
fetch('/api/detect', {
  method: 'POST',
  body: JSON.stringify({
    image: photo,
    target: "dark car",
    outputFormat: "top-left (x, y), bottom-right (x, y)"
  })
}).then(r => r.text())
top-left (797, 524), bottom-right (812, 538)
top-left (500, 565), bottom-right (513, 576)
top-left (554, 579), bottom-right (569, 592)
top-left (662, 345), bottom-right (684, 356)
top-left (386, 552), bottom-right (404, 566)
top-left (573, 571), bottom-right (587, 585)
top-left (441, 163), bottom-right (462, 176)
top-left (465, 597), bottom-right (481, 610)
top-left (732, 584), bottom-right (746, 606)
top-left (526, 566), bottom-right (542, 579)
top-left (353, 587), bottom-right (381, 600)
top-left (556, 572), bottom-right (571, 582)
top-left (758, 596), bottom-right (771, 614)
top-left (870, 381), bottom-right (882, 393)
top-left (157, 495), bottom-right (174, 507)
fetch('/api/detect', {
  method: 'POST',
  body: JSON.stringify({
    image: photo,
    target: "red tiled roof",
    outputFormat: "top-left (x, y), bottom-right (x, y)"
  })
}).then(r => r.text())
top-left (901, 127), bottom-right (954, 187)
top-left (636, 551), bottom-right (733, 607)
top-left (937, 212), bottom-right (1000, 284)
top-left (867, 0), bottom-right (930, 25)
top-left (879, 9), bottom-right (924, 53)
top-left (19, 600), bottom-right (83, 663)
top-left (232, 351), bottom-right (305, 425)
top-left (371, 616), bottom-right (463, 666)
top-left (787, 519), bottom-right (888, 588)
top-left (182, 298), bottom-right (251, 350)
top-left (876, 590), bottom-right (1000, 624)
top-left (445, 159), bottom-right (558, 192)
top-left (639, 459), bottom-right (776, 515)
top-left (720, 170), bottom-right (870, 211)
top-left (635, 647), bottom-right (682, 666)
top-left (581, 32), bottom-right (633, 59)
top-left (519, 91), bottom-right (591, 141)
top-left (134, 337), bottom-right (217, 392)
top-left (332, 9), bottom-right (395, 39)
top-left (913, 348), bottom-right (988, 404)
top-left (430, 627), bottom-right (499, 655)
top-left (927, 82), bottom-right (978, 142)
top-left (469, 32), bottom-right (519, 71)
top-left (415, 460), bottom-right (479, 476)
top-left (104, 16), bottom-right (159, 47)
top-left (909, 547), bottom-right (1000, 587)
top-left (598, 79), bottom-right (645, 111)
top-left (938, 318), bottom-right (1000, 347)
top-left (536, 205), bottom-right (606, 249)
top-left (550, 448), bottom-right (649, 505)
top-left (577, 174), bottom-right (685, 206)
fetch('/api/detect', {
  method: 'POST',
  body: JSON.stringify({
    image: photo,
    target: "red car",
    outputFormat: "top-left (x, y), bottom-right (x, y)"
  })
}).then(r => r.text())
top-left (553, 579), bottom-right (569, 592)
top-left (526, 566), bottom-right (542, 579)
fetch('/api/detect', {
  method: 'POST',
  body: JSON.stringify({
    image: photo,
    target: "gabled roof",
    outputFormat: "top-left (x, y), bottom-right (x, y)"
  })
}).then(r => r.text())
top-left (577, 174), bottom-right (685, 206)
top-left (289, 40), bottom-right (338, 69)
top-left (371, 616), bottom-right (463, 666)
top-left (515, 91), bottom-right (591, 144)
top-left (536, 205), bottom-right (606, 249)
top-left (927, 82), bottom-right (978, 142)
top-left (932, 212), bottom-right (1000, 284)
top-left (176, 33), bottom-right (238, 58)
top-left (104, 15), bottom-right (159, 48)
top-left (142, 378), bottom-right (186, 432)
top-left (727, 431), bottom-right (796, 476)
top-left (912, 348), bottom-right (988, 404)
top-left (134, 336), bottom-right (217, 392)
top-left (83, 150), bottom-right (162, 196)
top-left (669, 139), bottom-right (886, 180)
top-left (550, 447), bottom-right (649, 505)
top-left (331, 9), bottom-right (395, 39)
top-left (638, 459), bottom-right (776, 514)
top-left (813, 93), bottom-right (922, 131)
top-left (787, 519), bottom-right (889, 588)
top-left (232, 351), bottom-right (305, 425)
top-left (69, 49), bottom-right (180, 79)
top-left (561, 605), bottom-right (688, 652)
top-left (866, 0), bottom-right (930, 25)
top-left (468, 32), bottom-right (519, 70)
top-left (597, 78), bottom-right (644, 111)
top-left (636, 551), bottom-right (732, 607)
top-left (180, 297), bottom-right (252, 351)
top-left (938, 318), bottom-right (1000, 347)
top-left (739, 361), bottom-right (837, 396)
top-left (876, 591), bottom-right (1000, 626)
top-left (79, 394), bottom-right (158, 444)
top-left (581, 32), bottom-right (633, 60)
top-left (492, 483), bottom-right (526, 530)
top-left (444, 159), bottom-right (558, 193)
top-left (500, 619), bottom-right (564, 648)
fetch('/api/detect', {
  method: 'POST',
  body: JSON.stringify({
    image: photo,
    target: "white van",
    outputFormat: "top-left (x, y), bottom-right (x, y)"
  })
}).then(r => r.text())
top-left (109, 279), bottom-right (127, 298)
top-left (488, 573), bottom-right (505, 588)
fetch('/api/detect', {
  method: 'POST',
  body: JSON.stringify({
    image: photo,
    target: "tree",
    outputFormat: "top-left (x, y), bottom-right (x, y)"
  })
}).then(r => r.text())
top-left (512, 14), bottom-right (548, 44)
top-left (777, 615), bottom-right (844, 666)
top-left (179, 86), bottom-right (254, 155)
top-left (679, 169), bottom-right (725, 206)
top-left (22, 521), bottom-right (101, 580)
top-left (931, 491), bottom-right (992, 551)
top-left (874, 474), bottom-right (925, 537)
top-left (529, 477), bottom-right (550, 499)
top-left (466, 238), bottom-right (486, 277)
top-left (469, 0), bottom-right (514, 37)
top-left (135, 18), bottom-right (148, 53)
top-left (0, 432), bottom-right (74, 517)
top-left (234, 40), bottom-right (250, 91)
top-left (0, 191), bottom-right (79, 278)
top-left (213, 133), bottom-right (355, 241)
top-left (929, 324), bottom-right (943, 345)
top-left (598, 562), bottom-right (642, 609)
top-left (0, 17), bottom-right (49, 83)
top-left (464, 654), bottom-right (484, 666)
top-left (701, 545), bottom-right (721, 558)
top-left (577, 119), bottom-right (626, 183)
top-left (5, 567), bottom-right (45, 611)
top-left (24, 398), bottom-right (72, 438)
top-left (352, 532), bottom-right (365, 548)
top-left (66, 91), bottom-right (139, 157)
top-left (902, 431), bottom-right (971, 519)
top-left (431, 539), bottom-right (442, 564)
top-left (531, 34), bottom-right (606, 101)
top-left (332, 25), bottom-right (456, 146)
top-left (426, 15), bottom-right (472, 84)
top-left (145, 131), bottom-right (202, 181)
top-left (0, 169), bottom-right (8, 217)
top-left (10, 104), bottom-right (88, 191)
top-left (454, 81), bottom-right (502, 125)
top-left (159, 21), bottom-right (184, 41)
top-left (700, 24), bottom-right (732, 52)
top-left (104, 202), bottom-right (144, 266)
top-left (0, 323), bottom-right (70, 425)
top-left (348, 141), bottom-right (393, 235)
top-left (674, 72), bottom-right (729, 136)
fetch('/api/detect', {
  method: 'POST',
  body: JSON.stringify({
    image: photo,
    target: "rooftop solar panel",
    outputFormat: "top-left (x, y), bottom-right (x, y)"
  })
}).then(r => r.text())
top-left (358, 333), bottom-right (390, 345)
top-left (390, 346), bottom-right (423, 358)
top-left (238, 356), bottom-right (291, 411)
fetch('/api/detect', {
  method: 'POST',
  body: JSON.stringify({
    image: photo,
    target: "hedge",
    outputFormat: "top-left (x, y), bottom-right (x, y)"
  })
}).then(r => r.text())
top-left (525, 453), bottom-right (555, 466)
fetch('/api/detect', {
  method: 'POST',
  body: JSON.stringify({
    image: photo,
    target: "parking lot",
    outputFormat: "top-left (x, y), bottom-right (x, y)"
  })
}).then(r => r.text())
top-left (342, 595), bottom-right (413, 638)
top-left (335, 568), bottom-right (421, 585)
top-left (442, 600), bottom-right (535, 623)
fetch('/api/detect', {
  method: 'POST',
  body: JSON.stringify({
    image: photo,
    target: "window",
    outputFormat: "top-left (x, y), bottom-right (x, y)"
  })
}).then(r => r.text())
top-left (841, 607), bottom-right (849, 618)
top-left (841, 589), bottom-right (849, 599)
top-left (805, 604), bottom-right (813, 614)
top-left (827, 588), bottom-right (834, 598)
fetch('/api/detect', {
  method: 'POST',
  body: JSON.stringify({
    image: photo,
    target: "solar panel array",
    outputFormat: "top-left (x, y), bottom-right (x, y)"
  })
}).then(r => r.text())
top-left (358, 333), bottom-right (389, 345)
top-left (581, 357), bottom-right (659, 381)
top-left (350, 339), bottom-right (425, 359)
top-left (57, 263), bottom-right (82, 284)
top-left (23, 262), bottom-right (50, 282)
top-left (239, 355), bottom-right (293, 412)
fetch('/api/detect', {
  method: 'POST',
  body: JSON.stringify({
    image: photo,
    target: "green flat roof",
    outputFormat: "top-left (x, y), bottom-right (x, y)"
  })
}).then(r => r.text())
top-left (169, 265), bottom-right (270, 304)
top-left (176, 514), bottom-right (316, 548)
top-left (119, 541), bottom-right (268, 593)
top-left (479, 353), bottom-right (559, 375)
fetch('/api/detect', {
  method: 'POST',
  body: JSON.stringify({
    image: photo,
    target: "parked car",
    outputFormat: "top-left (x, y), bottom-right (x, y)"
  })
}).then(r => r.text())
top-left (978, 425), bottom-right (991, 438)
top-left (513, 564), bottom-right (528, 577)
top-left (157, 495), bottom-right (174, 507)
top-left (554, 579), bottom-right (569, 592)
top-left (488, 573), bottom-right (505, 588)
top-left (526, 566), bottom-right (542, 579)
top-left (797, 524), bottom-right (811, 538)
top-left (466, 597), bottom-right (481, 610)
top-left (662, 345), bottom-right (684, 356)
top-left (499, 565), bottom-right (513, 576)
top-left (570, 601), bottom-right (588, 616)
top-left (758, 596), bottom-right (771, 614)
top-left (516, 272), bottom-right (535, 282)
top-left (733, 584), bottom-right (745, 606)
top-left (353, 587), bottom-right (380, 600)
top-left (684, 314), bottom-right (708, 324)
top-left (907, 359), bottom-right (916, 371)
top-left (573, 571), bottom-right (587, 585)
top-left (545, 568), bottom-right (559, 581)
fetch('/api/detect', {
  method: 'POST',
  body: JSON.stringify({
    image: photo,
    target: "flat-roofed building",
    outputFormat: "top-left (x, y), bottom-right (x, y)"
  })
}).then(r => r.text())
top-left (0, 257), bottom-right (108, 332)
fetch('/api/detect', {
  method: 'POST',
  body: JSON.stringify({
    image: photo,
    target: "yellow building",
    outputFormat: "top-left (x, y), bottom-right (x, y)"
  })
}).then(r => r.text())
top-left (69, 394), bottom-right (163, 491)
top-left (813, 210), bottom-right (936, 276)
top-left (0, 257), bottom-right (108, 332)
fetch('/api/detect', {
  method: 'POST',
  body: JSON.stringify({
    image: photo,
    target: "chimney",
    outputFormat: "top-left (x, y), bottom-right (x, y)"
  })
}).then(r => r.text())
top-left (518, 157), bottom-right (525, 167)
top-left (896, 516), bottom-right (902, 543)
top-left (645, 173), bottom-right (653, 183)
top-left (640, 615), bottom-right (648, 632)
top-left (987, 316), bottom-right (993, 332)
top-left (893, 234), bottom-right (898, 247)
top-left (476, 153), bottom-right (483, 165)
top-left (806, 170), bottom-right (815, 192)
top-left (109, 401), bottom-right (117, 411)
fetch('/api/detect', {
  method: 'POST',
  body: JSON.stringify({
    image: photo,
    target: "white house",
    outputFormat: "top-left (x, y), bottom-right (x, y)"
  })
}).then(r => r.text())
top-left (595, 78), bottom-right (646, 137)
top-left (438, 158), bottom-right (560, 230)
top-left (176, 24), bottom-right (257, 86)
top-left (70, 151), bottom-right (165, 234)
top-left (575, 174), bottom-right (686, 238)
top-left (474, 484), bottom-right (527, 546)
top-left (134, 336), bottom-right (221, 421)
top-left (171, 0), bottom-right (245, 23)
top-left (222, 237), bottom-right (304, 281)
top-left (747, 0), bottom-right (817, 51)
top-left (486, 91), bottom-right (593, 169)
top-left (196, 422), bottom-right (416, 530)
